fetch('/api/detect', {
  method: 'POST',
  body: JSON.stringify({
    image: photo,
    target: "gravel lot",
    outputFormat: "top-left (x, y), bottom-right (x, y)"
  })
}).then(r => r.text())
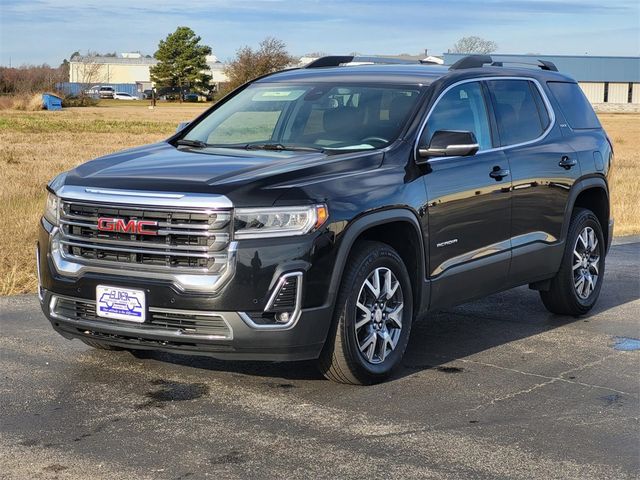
top-left (1, 239), bottom-right (638, 479)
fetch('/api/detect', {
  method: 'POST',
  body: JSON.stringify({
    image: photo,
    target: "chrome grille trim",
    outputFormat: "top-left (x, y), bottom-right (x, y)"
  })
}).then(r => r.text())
top-left (49, 295), bottom-right (233, 340)
top-left (60, 239), bottom-right (228, 261)
top-left (60, 233), bottom-right (229, 252)
top-left (56, 185), bottom-right (233, 210)
top-left (49, 187), bottom-right (236, 293)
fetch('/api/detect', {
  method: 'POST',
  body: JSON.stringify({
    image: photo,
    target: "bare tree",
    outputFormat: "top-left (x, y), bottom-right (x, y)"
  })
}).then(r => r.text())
top-left (223, 37), bottom-right (296, 92)
top-left (450, 36), bottom-right (498, 54)
top-left (72, 55), bottom-right (105, 95)
top-left (0, 64), bottom-right (66, 94)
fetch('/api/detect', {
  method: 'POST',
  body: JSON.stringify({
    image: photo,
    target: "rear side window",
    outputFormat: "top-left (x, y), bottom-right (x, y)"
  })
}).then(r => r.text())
top-left (487, 80), bottom-right (549, 146)
top-left (547, 82), bottom-right (601, 129)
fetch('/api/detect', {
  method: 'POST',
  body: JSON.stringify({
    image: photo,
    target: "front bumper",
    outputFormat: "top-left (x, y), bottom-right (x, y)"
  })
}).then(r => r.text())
top-left (40, 289), bottom-right (329, 361)
top-left (37, 221), bottom-right (335, 362)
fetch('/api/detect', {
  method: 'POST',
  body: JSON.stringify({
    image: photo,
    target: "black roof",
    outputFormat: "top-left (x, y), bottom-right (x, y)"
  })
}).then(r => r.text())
top-left (257, 63), bottom-right (575, 86)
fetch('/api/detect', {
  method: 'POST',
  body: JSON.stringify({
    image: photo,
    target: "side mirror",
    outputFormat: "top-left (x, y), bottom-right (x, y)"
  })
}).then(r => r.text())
top-left (417, 130), bottom-right (479, 162)
top-left (176, 121), bottom-right (190, 133)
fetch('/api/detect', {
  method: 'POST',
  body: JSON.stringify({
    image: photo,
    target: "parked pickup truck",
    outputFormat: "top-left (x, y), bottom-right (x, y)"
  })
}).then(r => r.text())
top-left (38, 55), bottom-right (613, 384)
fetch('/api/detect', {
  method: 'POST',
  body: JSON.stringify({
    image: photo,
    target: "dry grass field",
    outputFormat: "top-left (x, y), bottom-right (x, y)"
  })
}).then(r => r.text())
top-left (0, 107), bottom-right (638, 295)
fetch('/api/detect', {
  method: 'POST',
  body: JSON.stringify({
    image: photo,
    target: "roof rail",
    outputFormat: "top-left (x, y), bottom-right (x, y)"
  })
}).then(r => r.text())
top-left (449, 55), bottom-right (493, 70)
top-left (305, 56), bottom-right (355, 68)
top-left (305, 55), bottom-right (420, 68)
top-left (449, 55), bottom-right (558, 72)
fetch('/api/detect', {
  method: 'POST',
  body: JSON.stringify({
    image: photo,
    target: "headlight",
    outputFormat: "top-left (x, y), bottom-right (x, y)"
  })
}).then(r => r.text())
top-left (43, 191), bottom-right (60, 226)
top-left (234, 205), bottom-right (328, 239)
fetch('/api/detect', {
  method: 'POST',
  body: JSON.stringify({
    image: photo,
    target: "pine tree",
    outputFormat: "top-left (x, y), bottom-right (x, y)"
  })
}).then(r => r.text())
top-left (150, 27), bottom-right (212, 101)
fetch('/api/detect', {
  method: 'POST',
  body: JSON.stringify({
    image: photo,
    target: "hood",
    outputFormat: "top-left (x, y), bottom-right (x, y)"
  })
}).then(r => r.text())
top-left (63, 142), bottom-right (384, 206)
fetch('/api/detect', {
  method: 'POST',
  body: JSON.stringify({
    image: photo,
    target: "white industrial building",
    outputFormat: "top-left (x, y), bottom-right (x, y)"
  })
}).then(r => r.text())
top-left (68, 53), bottom-right (229, 92)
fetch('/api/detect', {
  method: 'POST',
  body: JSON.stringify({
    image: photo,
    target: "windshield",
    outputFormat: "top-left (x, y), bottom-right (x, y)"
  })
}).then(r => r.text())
top-left (183, 83), bottom-right (422, 152)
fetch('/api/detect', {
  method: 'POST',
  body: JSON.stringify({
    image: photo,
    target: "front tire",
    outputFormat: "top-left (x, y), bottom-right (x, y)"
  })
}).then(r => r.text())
top-left (540, 208), bottom-right (605, 315)
top-left (319, 241), bottom-right (413, 385)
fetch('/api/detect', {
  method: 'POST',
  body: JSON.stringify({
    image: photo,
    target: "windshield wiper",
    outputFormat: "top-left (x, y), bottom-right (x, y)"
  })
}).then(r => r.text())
top-left (245, 143), bottom-right (325, 153)
top-left (176, 139), bottom-right (209, 148)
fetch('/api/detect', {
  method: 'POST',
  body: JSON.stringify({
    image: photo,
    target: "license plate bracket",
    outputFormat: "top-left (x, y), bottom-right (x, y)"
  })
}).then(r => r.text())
top-left (96, 285), bottom-right (146, 323)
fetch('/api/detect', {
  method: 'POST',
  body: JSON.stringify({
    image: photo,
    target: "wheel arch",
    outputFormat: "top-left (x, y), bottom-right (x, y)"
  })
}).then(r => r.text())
top-left (326, 209), bottom-right (427, 317)
top-left (562, 177), bottom-right (610, 249)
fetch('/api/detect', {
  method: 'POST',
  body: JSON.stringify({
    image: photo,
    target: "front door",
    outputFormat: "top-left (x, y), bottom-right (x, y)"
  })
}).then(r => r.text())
top-left (420, 80), bottom-right (512, 309)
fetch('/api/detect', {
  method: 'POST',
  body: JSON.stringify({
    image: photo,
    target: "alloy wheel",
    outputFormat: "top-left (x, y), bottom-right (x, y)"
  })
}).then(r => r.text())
top-left (354, 267), bottom-right (404, 364)
top-left (572, 226), bottom-right (600, 299)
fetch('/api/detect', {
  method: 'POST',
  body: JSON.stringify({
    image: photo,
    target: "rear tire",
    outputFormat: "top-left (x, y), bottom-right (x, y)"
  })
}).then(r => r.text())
top-left (540, 208), bottom-right (605, 315)
top-left (318, 241), bottom-right (413, 385)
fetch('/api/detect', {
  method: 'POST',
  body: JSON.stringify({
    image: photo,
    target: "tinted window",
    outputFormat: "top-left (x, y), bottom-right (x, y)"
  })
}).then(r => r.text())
top-left (547, 81), bottom-right (601, 129)
top-left (185, 84), bottom-right (421, 151)
top-left (423, 82), bottom-right (492, 151)
top-left (488, 80), bottom-right (548, 146)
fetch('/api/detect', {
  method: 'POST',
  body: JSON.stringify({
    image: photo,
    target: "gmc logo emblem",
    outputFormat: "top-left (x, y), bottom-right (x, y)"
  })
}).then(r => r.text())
top-left (97, 217), bottom-right (158, 236)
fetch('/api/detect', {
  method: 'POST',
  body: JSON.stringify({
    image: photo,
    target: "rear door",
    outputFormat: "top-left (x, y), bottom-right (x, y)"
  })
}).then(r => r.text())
top-left (485, 78), bottom-right (581, 285)
top-left (420, 80), bottom-right (512, 309)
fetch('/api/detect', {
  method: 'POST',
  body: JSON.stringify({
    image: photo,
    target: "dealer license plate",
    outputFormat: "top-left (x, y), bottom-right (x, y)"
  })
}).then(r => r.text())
top-left (96, 285), bottom-right (146, 323)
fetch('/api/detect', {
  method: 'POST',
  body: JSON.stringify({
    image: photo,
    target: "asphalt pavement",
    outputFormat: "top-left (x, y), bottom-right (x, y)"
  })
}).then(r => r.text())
top-left (1, 239), bottom-right (638, 479)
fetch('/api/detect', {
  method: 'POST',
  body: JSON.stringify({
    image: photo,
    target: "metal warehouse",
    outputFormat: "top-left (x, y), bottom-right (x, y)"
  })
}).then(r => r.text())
top-left (444, 53), bottom-right (640, 109)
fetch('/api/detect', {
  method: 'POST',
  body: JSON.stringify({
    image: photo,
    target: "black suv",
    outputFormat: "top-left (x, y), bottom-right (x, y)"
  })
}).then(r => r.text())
top-left (38, 55), bottom-right (613, 384)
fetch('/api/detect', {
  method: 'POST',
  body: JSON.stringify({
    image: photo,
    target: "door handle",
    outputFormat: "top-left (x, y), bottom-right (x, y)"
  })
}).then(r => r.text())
top-left (489, 166), bottom-right (510, 180)
top-left (559, 156), bottom-right (577, 170)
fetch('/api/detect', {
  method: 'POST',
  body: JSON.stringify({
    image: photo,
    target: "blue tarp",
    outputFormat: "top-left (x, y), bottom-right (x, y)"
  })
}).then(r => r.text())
top-left (42, 93), bottom-right (62, 110)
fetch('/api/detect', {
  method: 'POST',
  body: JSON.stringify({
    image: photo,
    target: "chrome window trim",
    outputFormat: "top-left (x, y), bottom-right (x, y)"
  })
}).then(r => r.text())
top-left (240, 271), bottom-right (303, 330)
top-left (413, 76), bottom-right (556, 163)
top-left (55, 185), bottom-right (233, 210)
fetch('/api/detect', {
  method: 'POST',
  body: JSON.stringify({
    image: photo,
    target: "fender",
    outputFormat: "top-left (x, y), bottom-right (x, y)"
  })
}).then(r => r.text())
top-left (324, 208), bottom-right (429, 316)
top-left (560, 175), bottom-right (610, 244)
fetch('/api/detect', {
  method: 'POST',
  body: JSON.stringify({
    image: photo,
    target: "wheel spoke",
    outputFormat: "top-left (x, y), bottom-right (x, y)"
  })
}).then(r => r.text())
top-left (378, 330), bottom-right (396, 362)
top-left (364, 277), bottom-right (380, 298)
top-left (588, 229), bottom-right (596, 252)
top-left (355, 302), bottom-right (372, 329)
top-left (387, 304), bottom-right (403, 329)
top-left (575, 274), bottom-right (585, 293)
top-left (586, 274), bottom-right (595, 296)
top-left (578, 230), bottom-right (588, 249)
top-left (383, 269), bottom-right (399, 300)
top-left (589, 256), bottom-right (600, 275)
top-left (378, 331), bottom-right (388, 362)
top-left (359, 332), bottom-right (377, 361)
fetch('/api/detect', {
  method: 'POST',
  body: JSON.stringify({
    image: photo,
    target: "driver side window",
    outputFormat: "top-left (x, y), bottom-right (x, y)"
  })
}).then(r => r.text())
top-left (423, 82), bottom-right (492, 152)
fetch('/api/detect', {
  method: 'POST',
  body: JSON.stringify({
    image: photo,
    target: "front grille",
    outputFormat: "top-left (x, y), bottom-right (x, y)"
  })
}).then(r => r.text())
top-left (52, 296), bottom-right (232, 339)
top-left (59, 200), bottom-right (231, 274)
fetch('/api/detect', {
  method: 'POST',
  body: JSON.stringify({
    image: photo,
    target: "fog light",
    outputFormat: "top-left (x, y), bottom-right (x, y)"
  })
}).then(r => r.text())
top-left (275, 311), bottom-right (290, 323)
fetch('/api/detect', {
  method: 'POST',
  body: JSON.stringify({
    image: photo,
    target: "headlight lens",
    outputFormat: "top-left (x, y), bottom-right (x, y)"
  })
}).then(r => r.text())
top-left (234, 205), bottom-right (328, 239)
top-left (43, 191), bottom-right (60, 225)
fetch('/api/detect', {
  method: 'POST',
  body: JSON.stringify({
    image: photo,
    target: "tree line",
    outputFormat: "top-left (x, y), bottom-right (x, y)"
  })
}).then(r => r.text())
top-left (149, 27), bottom-right (497, 99)
top-left (1, 26), bottom-right (497, 98)
top-left (0, 63), bottom-right (67, 95)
